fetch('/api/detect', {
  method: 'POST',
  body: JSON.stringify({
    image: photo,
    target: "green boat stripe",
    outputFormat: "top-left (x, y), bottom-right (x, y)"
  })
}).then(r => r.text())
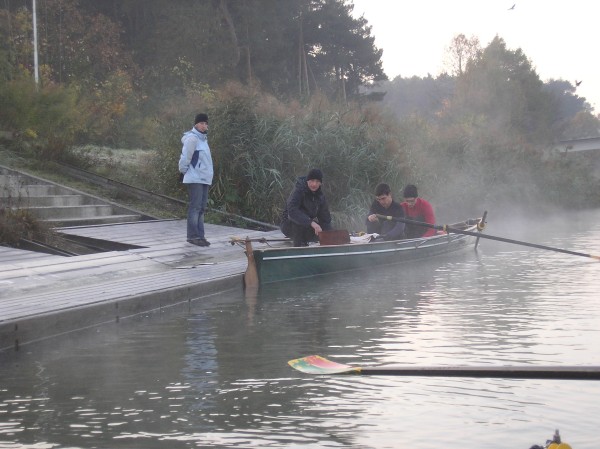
top-left (261, 239), bottom-right (462, 261)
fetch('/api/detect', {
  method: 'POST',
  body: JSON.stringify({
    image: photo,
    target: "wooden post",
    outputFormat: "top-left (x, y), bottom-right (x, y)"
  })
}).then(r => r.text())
top-left (243, 238), bottom-right (259, 289)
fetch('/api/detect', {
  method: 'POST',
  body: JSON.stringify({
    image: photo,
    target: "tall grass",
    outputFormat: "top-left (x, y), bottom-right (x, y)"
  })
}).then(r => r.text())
top-left (151, 83), bottom-right (411, 230)
top-left (149, 81), bottom-right (600, 230)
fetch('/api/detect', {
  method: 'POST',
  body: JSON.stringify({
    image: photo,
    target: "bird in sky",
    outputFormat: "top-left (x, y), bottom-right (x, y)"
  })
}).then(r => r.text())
top-left (508, 4), bottom-right (516, 10)
top-left (575, 80), bottom-right (582, 87)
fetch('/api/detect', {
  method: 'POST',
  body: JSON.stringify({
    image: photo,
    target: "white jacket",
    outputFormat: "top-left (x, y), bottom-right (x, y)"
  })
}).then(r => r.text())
top-left (178, 127), bottom-right (214, 185)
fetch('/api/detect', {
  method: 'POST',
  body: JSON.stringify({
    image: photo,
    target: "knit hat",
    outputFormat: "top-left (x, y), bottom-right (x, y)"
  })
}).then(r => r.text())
top-left (306, 168), bottom-right (323, 182)
top-left (194, 113), bottom-right (208, 124)
top-left (403, 184), bottom-right (418, 198)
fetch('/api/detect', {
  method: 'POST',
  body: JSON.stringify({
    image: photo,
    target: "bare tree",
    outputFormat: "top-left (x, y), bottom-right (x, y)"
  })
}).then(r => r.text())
top-left (444, 34), bottom-right (480, 76)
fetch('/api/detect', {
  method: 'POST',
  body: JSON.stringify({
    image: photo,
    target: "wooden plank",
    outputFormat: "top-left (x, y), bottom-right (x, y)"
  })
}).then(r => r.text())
top-left (0, 219), bottom-right (282, 339)
top-left (0, 259), bottom-right (247, 321)
top-left (0, 218), bottom-right (272, 325)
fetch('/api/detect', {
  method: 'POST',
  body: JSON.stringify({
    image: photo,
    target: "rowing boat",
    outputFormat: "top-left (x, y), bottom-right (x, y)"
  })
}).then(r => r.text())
top-left (243, 217), bottom-right (484, 285)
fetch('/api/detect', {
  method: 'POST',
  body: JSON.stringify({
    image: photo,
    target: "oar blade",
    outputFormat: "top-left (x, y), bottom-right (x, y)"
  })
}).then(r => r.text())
top-left (288, 355), bottom-right (359, 374)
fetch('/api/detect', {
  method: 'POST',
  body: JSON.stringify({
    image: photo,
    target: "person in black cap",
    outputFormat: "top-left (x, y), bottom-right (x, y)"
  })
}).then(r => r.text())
top-left (280, 168), bottom-right (332, 246)
top-left (178, 113), bottom-right (213, 247)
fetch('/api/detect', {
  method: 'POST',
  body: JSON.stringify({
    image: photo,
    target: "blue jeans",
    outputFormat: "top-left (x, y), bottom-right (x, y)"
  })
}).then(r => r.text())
top-left (186, 183), bottom-right (209, 240)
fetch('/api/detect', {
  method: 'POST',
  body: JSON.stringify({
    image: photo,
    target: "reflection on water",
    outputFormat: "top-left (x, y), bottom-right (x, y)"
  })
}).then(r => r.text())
top-left (1, 212), bottom-right (600, 448)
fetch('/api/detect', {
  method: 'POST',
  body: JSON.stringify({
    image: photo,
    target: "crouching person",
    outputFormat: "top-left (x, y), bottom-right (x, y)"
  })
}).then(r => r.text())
top-left (280, 168), bottom-right (332, 247)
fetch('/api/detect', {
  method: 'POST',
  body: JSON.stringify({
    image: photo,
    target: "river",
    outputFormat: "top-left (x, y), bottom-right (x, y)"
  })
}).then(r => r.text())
top-left (1, 211), bottom-right (600, 448)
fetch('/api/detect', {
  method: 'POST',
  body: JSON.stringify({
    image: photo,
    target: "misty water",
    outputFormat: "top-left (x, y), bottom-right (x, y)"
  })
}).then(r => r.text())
top-left (2, 211), bottom-right (600, 449)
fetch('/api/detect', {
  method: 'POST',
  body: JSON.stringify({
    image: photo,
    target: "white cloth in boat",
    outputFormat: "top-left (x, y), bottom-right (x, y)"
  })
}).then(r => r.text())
top-left (350, 233), bottom-right (379, 243)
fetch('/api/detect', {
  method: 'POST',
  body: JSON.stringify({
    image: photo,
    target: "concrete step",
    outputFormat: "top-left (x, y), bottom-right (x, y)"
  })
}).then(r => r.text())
top-left (16, 204), bottom-right (122, 219)
top-left (1, 184), bottom-right (66, 197)
top-left (5, 194), bottom-right (85, 207)
top-left (44, 214), bottom-right (143, 227)
top-left (1, 165), bottom-right (153, 229)
top-left (0, 173), bottom-right (29, 187)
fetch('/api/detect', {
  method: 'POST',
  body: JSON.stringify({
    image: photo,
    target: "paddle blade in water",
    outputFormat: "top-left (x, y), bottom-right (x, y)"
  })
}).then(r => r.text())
top-left (288, 355), bottom-right (359, 374)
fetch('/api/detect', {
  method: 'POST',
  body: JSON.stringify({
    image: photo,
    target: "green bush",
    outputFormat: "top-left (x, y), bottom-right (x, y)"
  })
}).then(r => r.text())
top-left (78, 69), bottom-right (146, 147)
top-left (0, 77), bottom-right (84, 160)
top-left (0, 208), bottom-right (54, 246)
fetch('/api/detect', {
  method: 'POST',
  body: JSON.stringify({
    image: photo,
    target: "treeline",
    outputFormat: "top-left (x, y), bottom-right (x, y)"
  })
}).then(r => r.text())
top-left (1, 1), bottom-right (599, 227)
top-left (0, 0), bottom-right (384, 146)
top-left (374, 35), bottom-right (600, 218)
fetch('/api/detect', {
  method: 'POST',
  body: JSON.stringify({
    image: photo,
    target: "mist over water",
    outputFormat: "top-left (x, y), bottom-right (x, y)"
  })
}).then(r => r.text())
top-left (1, 210), bottom-right (600, 448)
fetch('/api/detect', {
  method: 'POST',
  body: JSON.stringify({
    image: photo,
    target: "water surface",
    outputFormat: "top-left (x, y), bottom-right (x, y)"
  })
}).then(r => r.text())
top-left (2, 211), bottom-right (600, 448)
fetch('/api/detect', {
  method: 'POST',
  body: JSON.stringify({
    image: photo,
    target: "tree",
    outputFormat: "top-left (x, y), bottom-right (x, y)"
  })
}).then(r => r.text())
top-left (303, 0), bottom-right (386, 101)
top-left (0, 0), bottom-right (139, 87)
top-left (444, 34), bottom-right (480, 76)
top-left (379, 74), bottom-right (455, 120)
top-left (0, 4), bottom-right (34, 80)
top-left (560, 110), bottom-right (600, 139)
top-left (454, 36), bottom-right (557, 143)
top-left (543, 79), bottom-right (599, 138)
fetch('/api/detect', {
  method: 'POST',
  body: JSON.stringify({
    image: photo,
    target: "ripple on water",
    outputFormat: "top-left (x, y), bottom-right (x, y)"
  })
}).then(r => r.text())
top-left (1, 214), bottom-right (600, 448)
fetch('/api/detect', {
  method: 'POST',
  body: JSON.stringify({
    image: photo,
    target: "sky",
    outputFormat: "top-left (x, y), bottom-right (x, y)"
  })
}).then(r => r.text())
top-left (351, 0), bottom-right (600, 113)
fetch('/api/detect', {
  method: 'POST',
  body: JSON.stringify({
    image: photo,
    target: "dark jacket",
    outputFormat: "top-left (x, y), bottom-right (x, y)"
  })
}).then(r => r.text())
top-left (366, 199), bottom-right (405, 240)
top-left (281, 176), bottom-right (332, 232)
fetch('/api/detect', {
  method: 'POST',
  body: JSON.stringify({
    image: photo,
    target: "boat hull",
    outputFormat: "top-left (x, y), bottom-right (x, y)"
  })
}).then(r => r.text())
top-left (252, 223), bottom-right (480, 284)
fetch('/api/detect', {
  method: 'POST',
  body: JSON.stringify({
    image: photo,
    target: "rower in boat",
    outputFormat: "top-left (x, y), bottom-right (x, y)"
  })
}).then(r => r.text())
top-left (366, 183), bottom-right (406, 241)
top-left (401, 184), bottom-right (437, 238)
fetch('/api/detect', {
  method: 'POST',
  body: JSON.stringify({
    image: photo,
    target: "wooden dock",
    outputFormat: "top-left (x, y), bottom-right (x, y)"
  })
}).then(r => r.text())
top-left (0, 219), bottom-right (284, 352)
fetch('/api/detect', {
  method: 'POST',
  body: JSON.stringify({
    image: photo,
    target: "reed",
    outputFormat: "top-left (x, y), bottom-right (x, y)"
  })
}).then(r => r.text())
top-left (150, 82), bottom-right (600, 230)
top-left (152, 83), bottom-right (411, 230)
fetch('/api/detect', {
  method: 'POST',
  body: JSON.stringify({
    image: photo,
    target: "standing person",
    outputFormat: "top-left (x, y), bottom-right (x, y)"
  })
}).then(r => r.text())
top-left (280, 168), bottom-right (332, 247)
top-left (400, 184), bottom-right (436, 238)
top-left (365, 183), bottom-right (405, 240)
top-left (179, 113), bottom-right (213, 247)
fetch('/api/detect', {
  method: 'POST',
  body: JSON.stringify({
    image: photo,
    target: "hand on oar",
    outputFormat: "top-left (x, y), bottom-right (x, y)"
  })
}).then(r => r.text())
top-left (288, 355), bottom-right (600, 380)
top-left (375, 215), bottom-right (600, 261)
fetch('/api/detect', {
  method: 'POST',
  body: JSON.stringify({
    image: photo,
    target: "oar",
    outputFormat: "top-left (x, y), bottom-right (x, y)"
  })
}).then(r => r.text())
top-left (376, 214), bottom-right (600, 261)
top-left (288, 355), bottom-right (600, 380)
top-left (230, 236), bottom-right (291, 245)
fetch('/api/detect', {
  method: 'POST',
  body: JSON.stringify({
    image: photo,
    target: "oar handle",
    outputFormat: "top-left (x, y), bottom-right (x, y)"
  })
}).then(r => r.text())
top-left (358, 365), bottom-right (600, 380)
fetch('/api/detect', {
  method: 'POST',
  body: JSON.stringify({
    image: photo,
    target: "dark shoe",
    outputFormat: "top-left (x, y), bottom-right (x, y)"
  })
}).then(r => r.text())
top-left (187, 238), bottom-right (210, 247)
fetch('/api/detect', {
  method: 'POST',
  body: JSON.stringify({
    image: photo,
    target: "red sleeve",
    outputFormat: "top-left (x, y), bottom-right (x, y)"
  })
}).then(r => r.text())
top-left (418, 199), bottom-right (436, 237)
